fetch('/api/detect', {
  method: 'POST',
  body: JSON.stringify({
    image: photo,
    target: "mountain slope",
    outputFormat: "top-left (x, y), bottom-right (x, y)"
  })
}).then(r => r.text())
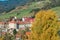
top-left (0, 1), bottom-right (60, 21)
top-left (0, 6), bottom-right (60, 21)
top-left (0, 0), bottom-right (31, 13)
top-left (51, 7), bottom-right (60, 17)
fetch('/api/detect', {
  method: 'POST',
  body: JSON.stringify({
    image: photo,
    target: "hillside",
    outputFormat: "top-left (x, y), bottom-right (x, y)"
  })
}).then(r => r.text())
top-left (0, 1), bottom-right (60, 21)
top-left (0, 1), bottom-right (50, 20)
top-left (0, 0), bottom-right (32, 13)
top-left (51, 7), bottom-right (60, 17)
top-left (0, 2), bottom-right (38, 20)
top-left (0, 7), bottom-right (60, 21)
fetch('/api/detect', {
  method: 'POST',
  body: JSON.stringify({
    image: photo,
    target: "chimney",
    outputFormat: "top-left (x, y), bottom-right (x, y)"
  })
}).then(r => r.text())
top-left (14, 16), bottom-right (17, 19)
top-left (22, 17), bottom-right (25, 22)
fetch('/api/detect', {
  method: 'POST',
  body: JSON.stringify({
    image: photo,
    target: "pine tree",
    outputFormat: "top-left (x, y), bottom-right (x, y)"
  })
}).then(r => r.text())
top-left (13, 29), bottom-right (17, 35)
top-left (29, 10), bottom-right (60, 40)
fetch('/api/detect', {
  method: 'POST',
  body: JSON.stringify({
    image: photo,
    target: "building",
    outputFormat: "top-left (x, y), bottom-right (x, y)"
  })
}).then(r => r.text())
top-left (0, 22), bottom-right (4, 29)
top-left (0, 22), bottom-right (7, 37)
top-left (8, 20), bottom-right (16, 29)
top-left (17, 17), bottom-right (34, 30)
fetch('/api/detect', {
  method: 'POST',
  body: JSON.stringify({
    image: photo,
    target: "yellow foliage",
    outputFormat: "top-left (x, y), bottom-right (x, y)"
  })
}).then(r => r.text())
top-left (29, 10), bottom-right (60, 40)
top-left (0, 37), bottom-right (4, 40)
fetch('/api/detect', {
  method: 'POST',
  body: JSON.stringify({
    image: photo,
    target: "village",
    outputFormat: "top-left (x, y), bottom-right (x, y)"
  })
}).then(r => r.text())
top-left (0, 0), bottom-right (60, 40)
top-left (0, 16), bottom-right (34, 40)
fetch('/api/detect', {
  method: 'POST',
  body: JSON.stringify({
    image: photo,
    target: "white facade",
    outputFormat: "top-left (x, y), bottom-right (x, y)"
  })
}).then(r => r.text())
top-left (8, 23), bottom-right (16, 29)
top-left (25, 24), bottom-right (32, 27)
top-left (0, 24), bottom-right (4, 28)
top-left (19, 23), bottom-right (32, 29)
top-left (19, 24), bottom-right (25, 29)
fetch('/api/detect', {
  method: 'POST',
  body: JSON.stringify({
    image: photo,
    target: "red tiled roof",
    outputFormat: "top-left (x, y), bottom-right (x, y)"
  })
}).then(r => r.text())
top-left (8, 18), bottom-right (34, 24)
top-left (18, 21), bottom-right (24, 24)
top-left (29, 18), bottom-right (34, 23)
top-left (18, 18), bottom-right (34, 24)
top-left (26, 32), bottom-right (31, 36)
top-left (9, 20), bottom-right (16, 23)
top-left (0, 22), bottom-right (4, 24)
top-left (18, 21), bottom-right (31, 24)
top-left (25, 18), bottom-right (34, 22)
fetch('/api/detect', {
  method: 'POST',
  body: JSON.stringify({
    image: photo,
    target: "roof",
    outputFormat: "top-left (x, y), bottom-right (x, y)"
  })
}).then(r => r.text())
top-left (24, 18), bottom-right (34, 22)
top-left (26, 32), bottom-right (31, 36)
top-left (9, 20), bottom-right (16, 23)
top-left (18, 21), bottom-right (30, 24)
top-left (8, 18), bottom-right (34, 24)
top-left (18, 18), bottom-right (34, 24)
top-left (18, 21), bottom-right (24, 24)
top-left (0, 22), bottom-right (4, 24)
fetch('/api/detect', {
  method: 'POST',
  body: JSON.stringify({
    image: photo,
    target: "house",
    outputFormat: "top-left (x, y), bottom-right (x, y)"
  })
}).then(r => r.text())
top-left (17, 21), bottom-right (25, 30)
top-left (26, 32), bottom-right (31, 36)
top-left (0, 22), bottom-right (7, 36)
top-left (0, 22), bottom-right (4, 29)
top-left (7, 19), bottom-right (17, 34)
top-left (0, 22), bottom-right (4, 37)
top-left (26, 31), bottom-right (31, 39)
top-left (8, 20), bottom-right (16, 29)
top-left (17, 17), bottom-right (34, 30)
top-left (7, 17), bottom-right (34, 33)
top-left (0, 22), bottom-right (7, 32)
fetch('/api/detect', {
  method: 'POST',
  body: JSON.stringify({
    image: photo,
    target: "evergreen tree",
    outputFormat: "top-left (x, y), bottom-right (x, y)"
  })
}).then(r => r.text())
top-left (13, 29), bottom-right (17, 35)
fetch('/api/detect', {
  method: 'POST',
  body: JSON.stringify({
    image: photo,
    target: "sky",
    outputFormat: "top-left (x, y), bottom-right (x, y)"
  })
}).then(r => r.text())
top-left (0, 0), bottom-right (8, 1)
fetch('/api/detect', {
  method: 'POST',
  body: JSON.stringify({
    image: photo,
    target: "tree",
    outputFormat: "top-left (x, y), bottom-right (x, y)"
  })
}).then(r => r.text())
top-left (25, 27), bottom-right (30, 32)
top-left (13, 29), bottom-right (17, 35)
top-left (0, 37), bottom-right (4, 40)
top-left (4, 33), bottom-right (14, 40)
top-left (13, 29), bottom-right (17, 40)
top-left (29, 10), bottom-right (60, 40)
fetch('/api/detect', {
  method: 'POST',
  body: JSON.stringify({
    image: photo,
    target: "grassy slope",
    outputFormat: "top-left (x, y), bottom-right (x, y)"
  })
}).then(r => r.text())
top-left (0, 2), bottom-right (36, 20)
top-left (0, 8), bottom-right (32, 20)
top-left (0, 1), bottom-right (60, 20)
top-left (51, 7), bottom-right (60, 17)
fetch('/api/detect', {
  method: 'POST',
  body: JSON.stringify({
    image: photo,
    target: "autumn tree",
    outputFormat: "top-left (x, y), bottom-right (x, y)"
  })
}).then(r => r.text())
top-left (0, 37), bottom-right (4, 40)
top-left (29, 10), bottom-right (60, 40)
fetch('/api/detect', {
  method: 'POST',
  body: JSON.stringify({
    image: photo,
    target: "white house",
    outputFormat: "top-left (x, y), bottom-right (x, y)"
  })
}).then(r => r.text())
top-left (8, 20), bottom-right (16, 29)
top-left (8, 17), bottom-right (34, 31)
top-left (0, 22), bottom-right (4, 29)
top-left (17, 17), bottom-right (34, 30)
top-left (17, 21), bottom-right (25, 30)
